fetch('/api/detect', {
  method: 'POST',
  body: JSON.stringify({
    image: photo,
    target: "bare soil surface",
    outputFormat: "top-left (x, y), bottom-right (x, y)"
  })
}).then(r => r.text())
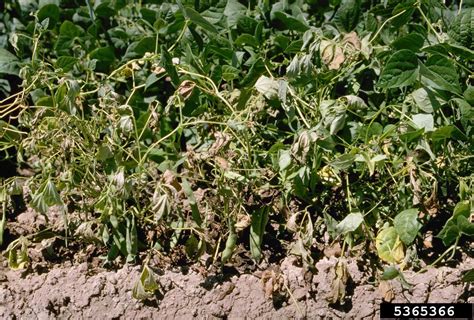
top-left (1, 254), bottom-right (472, 319)
top-left (1, 209), bottom-right (473, 319)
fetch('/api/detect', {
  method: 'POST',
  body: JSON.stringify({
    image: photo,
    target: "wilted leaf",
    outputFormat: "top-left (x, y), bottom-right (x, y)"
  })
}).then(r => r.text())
top-left (321, 42), bottom-right (345, 70)
top-left (336, 212), bottom-right (364, 235)
top-left (7, 237), bottom-right (29, 270)
top-left (411, 87), bottom-right (441, 113)
top-left (152, 193), bottom-right (169, 222)
top-left (177, 80), bottom-right (195, 99)
top-left (378, 280), bottom-right (394, 302)
top-left (279, 150), bottom-right (292, 171)
top-left (132, 265), bottom-right (160, 300)
top-left (327, 258), bottom-right (350, 304)
top-left (412, 113), bottom-right (434, 132)
top-left (255, 76), bottom-right (279, 99)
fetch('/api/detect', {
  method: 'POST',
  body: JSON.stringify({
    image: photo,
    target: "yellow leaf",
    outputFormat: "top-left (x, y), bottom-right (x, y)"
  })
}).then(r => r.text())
top-left (376, 226), bottom-right (404, 263)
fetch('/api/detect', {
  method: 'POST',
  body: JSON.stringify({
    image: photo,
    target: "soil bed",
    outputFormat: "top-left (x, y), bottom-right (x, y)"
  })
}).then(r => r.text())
top-left (1, 252), bottom-right (472, 319)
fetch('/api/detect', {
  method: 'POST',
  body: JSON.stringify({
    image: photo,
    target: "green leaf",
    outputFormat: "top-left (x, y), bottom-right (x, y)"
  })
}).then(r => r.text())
top-left (334, 0), bottom-right (361, 32)
top-left (330, 154), bottom-right (355, 170)
top-left (224, 0), bottom-right (247, 28)
top-left (0, 49), bottom-right (19, 75)
top-left (462, 269), bottom-right (474, 282)
top-left (448, 8), bottom-right (473, 50)
top-left (185, 233), bottom-right (199, 258)
top-left (55, 21), bottom-right (84, 53)
top-left (391, 33), bottom-right (424, 52)
top-left (37, 3), bottom-right (60, 29)
top-left (378, 50), bottom-right (418, 89)
top-left (431, 125), bottom-right (454, 142)
top-left (394, 209), bottom-right (422, 245)
top-left (145, 73), bottom-right (160, 91)
top-left (123, 37), bottom-right (155, 60)
top-left (96, 145), bottom-right (114, 161)
top-left (376, 226), bottom-right (405, 264)
top-left (381, 266), bottom-right (400, 280)
top-left (89, 47), bottom-right (115, 71)
top-left (160, 46), bottom-right (180, 86)
top-left (273, 11), bottom-right (309, 32)
top-left (464, 86), bottom-right (474, 105)
top-left (125, 215), bottom-right (137, 262)
top-left (222, 217), bottom-right (237, 264)
top-left (95, 2), bottom-right (116, 18)
top-left (423, 43), bottom-right (474, 60)
top-left (184, 7), bottom-right (218, 34)
top-left (237, 15), bottom-right (259, 34)
top-left (437, 201), bottom-right (472, 246)
top-left (336, 212), bottom-right (364, 235)
top-left (234, 34), bottom-right (260, 48)
top-left (55, 56), bottom-right (78, 72)
top-left (250, 207), bottom-right (269, 261)
top-left (421, 55), bottom-right (461, 93)
top-left (391, 1), bottom-right (416, 28)
top-left (221, 65), bottom-right (240, 82)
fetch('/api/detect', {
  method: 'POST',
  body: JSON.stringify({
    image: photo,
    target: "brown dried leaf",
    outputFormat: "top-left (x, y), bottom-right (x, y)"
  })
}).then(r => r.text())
top-left (423, 231), bottom-right (433, 249)
top-left (209, 132), bottom-right (231, 155)
top-left (235, 213), bottom-right (251, 232)
top-left (322, 42), bottom-right (346, 70)
top-left (378, 280), bottom-right (394, 302)
top-left (409, 166), bottom-right (422, 206)
top-left (329, 46), bottom-right (345, 70)
top-left (286, 211), bottom-right (300, 233)
top-left (215, 156), bottom-right (230, 170)
top-left (326, 258), bottom-right (349, 304)
top-left (343, 32), bottom-right (361, 50)
top-left (323, 242), bottom-right (342, 258)
top-left (153, 66), bottom-right (166, 75)
top-left (162, 169), bottom-right (181, 193)
top-left (424, 181), bottom-right (439, 217)
top-left (177, 80), bottom-right (195, 99)
top-left (261, 267), bottom-right (285, 300)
